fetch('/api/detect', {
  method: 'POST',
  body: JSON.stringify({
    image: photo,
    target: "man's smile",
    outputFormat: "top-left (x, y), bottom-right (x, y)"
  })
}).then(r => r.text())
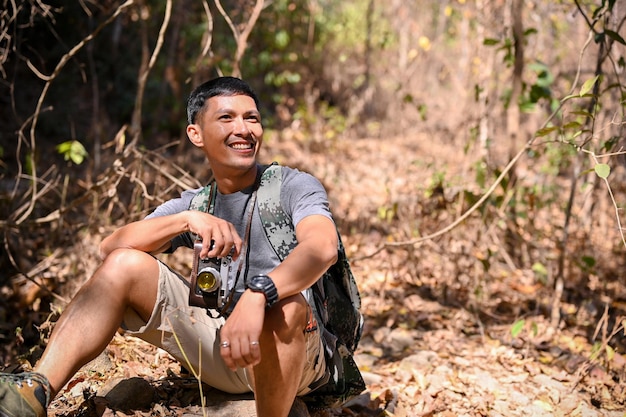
top-left (228, 140), bottom-right (255, 150)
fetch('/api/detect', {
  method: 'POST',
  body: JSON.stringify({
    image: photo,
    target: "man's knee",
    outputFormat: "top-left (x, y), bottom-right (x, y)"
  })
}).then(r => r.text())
top-left (100, 248), bottom-right (155, 274)
top-left (94, 248), bottom-right (159, 290)
top-left (263, 294), bottom-right (308, 340)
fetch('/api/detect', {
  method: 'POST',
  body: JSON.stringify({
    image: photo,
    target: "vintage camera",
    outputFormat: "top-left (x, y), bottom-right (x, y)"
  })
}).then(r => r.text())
top-left (189, 242), bottom-right (231, 310)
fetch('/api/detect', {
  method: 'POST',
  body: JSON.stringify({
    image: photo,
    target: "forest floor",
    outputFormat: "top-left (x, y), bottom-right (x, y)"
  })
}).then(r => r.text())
top-left (11, 133), bottom-right (626, 416)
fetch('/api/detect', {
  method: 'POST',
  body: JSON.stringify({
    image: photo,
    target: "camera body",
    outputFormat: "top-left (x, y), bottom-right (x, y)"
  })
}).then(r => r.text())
top-left (189, 242), bottom-right (231, 310)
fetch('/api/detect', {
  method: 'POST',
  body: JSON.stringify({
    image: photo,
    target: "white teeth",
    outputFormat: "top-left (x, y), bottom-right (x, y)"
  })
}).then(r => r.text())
top-left (230, 143), bottom-right (252, 150)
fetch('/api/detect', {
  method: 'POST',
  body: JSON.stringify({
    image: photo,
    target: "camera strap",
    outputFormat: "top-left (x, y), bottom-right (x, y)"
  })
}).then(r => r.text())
top-left (192, 165), bottom-right (267, 318)
top-left (216, 187), bottom-right (258, 316)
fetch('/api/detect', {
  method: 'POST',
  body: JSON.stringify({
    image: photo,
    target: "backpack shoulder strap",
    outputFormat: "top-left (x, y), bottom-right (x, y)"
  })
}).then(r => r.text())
top-left (188, 182), bottom-right (217, 241)
top-left (257, 163), bottom-right (298, 260)
top-left (189, 182), bottom-right (217, 214)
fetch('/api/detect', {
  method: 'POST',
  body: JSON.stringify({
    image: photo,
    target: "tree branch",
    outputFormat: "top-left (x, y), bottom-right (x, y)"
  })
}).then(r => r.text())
top-left (13, 0), bottom-right (135, 226)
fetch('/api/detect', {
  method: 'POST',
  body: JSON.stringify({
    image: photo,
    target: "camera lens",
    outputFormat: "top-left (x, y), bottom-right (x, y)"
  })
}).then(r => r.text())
top-left (197, 267), bottom-right (220, 292)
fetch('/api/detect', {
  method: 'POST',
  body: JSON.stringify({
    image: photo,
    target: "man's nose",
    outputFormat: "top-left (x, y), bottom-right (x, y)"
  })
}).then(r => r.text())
top-left (233, 116), bottom-right (250, 135)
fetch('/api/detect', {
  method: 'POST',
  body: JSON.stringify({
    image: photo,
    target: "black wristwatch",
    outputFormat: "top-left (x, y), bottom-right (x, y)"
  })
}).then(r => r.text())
top-left (246, 275), bottom-right (279, 308)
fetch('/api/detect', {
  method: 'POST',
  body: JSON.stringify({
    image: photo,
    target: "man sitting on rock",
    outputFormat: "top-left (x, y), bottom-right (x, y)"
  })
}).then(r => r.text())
top-left (0, 76), bottom-right (340, 417)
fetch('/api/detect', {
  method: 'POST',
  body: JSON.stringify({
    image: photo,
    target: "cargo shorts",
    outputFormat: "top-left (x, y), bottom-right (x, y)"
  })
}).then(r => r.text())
top-left (122, 260), bottom-right (326, 395)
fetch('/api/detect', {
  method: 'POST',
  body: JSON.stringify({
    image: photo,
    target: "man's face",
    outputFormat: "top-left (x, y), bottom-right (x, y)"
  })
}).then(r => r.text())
top-left (187, 94), bottom-right (263, 174)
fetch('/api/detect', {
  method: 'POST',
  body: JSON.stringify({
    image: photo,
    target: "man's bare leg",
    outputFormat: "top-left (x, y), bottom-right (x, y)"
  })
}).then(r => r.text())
top-left (251, 295), bottom-right (309, 417)
top-left (33, 249), bottom-right (159, 397)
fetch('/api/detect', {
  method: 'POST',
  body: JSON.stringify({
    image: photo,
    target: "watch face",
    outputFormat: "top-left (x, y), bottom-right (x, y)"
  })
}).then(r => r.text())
top-left (250, 276), bottom-right (264, 289)
top-left (247, 275), bottom-right (278, 308)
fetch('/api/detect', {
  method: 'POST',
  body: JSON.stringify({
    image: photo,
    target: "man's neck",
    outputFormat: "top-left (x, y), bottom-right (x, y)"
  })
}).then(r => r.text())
top-left (213, 164), bottom-right (259, 194)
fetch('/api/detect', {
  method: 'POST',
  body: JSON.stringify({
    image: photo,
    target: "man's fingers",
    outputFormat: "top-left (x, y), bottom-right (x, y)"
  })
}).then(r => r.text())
top-left (206, 224), bottom-right (243, 258)
top-left (220, 338), bottom-right (261, 370)
top-left (220, 340), bottom-right (237, 371)
top-left (188, 211), bottom-right (243, 258)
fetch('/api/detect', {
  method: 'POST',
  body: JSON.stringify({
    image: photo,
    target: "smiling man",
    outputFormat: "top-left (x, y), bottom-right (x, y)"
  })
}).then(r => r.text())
top-left (0, 77), bottom-right (339, 417)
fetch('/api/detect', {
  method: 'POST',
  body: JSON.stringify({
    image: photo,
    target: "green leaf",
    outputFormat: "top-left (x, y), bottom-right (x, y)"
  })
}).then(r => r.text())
top-left (483, 38), bottom-right (500, 46)
top-left (579, 76), bottom-right (599, 97)
top-left (606, 345), bottom-right (615, 361)
top-left (524, 28), bottom-right (537, 36)
top-left (590, 341), bottom-right (602, 360)
top-left (56, 142), bottom-right (72, 153)
top-left (581, 255), bottom-right (596, 269)
top-left (562, 121), bottom-right (582, 130)
top-left (56, 140), bottom-right (88, 165)
top-left (535, 126), bottom-right (559, 137)
top-left (511, 319), bottom-right (525, 338)
top-left (594, 163), bottom-right (610, 179)
top-left (570, 110), bottom-right (594, 119)
top-left (274, 30), bottom-right (290, 49)
top-left (605, 29), bottom-right (626, 45)
top-left (532, 262), bottom-right (548, 281)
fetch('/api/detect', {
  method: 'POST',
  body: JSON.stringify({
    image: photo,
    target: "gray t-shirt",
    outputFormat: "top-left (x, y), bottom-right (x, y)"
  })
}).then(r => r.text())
top-left (146, 165), bottom-right (333, 292)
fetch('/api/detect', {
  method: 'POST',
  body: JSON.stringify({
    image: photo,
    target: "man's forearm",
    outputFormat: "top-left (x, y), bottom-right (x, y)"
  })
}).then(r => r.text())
top-left (99, 212), bottom-right (189, 259)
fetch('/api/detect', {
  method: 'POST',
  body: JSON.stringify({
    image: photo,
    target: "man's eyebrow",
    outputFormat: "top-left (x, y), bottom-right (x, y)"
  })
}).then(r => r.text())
top-left (213, 108), bottom-right (260, 116)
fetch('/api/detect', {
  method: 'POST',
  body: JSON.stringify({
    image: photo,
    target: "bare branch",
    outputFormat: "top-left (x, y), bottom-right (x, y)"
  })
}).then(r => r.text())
top-left (213, 0), bottom-right (264, 77)
top-left (192, 0), bottom-right (219, 81)
top-left (13, 0), bottom-right (135, 225)
top-left (128, 0), bottom-right (172, 146)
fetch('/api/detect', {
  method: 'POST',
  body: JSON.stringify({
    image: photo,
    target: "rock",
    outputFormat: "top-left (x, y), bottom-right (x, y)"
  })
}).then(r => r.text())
top-left (80, 350), bottom-right (114, 375)
top-left (104, 377), bottom-right (156, 411)
top-left (360, 370), bottom-right (384, 385)
top-left (180, 395), bottom-right (311, 417)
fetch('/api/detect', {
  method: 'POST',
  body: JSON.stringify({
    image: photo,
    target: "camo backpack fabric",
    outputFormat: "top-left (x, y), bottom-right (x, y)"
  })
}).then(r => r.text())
top-left (190, 163), bottom-right (365, 408)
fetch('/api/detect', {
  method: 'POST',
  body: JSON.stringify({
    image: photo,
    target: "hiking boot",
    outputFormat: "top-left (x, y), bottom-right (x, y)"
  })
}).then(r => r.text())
top-left (0, 372), bottom-right (50, 417)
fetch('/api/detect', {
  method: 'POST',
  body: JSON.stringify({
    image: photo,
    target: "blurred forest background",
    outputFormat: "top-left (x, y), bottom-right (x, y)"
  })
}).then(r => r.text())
top-left (1, 0), bottom-right (625, 415)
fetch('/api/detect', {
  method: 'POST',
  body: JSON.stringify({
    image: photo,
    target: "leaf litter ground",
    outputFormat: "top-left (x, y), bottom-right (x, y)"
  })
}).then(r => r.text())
top-left (32, 134), bottom-right (626, 416)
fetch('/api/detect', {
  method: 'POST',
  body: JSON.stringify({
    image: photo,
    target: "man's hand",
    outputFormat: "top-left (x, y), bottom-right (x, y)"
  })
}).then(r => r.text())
top-left (219, 290), bottom-right (266, 370)
top-left (185, 210), bottom-right (243, 259)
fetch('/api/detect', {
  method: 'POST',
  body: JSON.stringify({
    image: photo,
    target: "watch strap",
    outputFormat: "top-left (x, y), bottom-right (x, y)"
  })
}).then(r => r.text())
top-left (247, 275), bottom-right (279, 308)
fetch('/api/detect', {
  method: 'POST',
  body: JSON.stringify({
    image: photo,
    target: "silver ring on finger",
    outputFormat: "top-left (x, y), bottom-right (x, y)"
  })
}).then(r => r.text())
top-left (250, 341), bottom-right (259, 346)
top-left (220, 341), bottom-right (230, 348)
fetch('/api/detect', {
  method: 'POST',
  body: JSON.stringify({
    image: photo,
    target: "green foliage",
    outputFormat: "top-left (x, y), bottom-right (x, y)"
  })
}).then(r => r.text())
top-left (483, 27), bottom-right (537, 68)
top-left (424, 170), bottom-right (447, 199)
top-left (561, 75), bottom-right (600, 103)
top-left (590, 341), bottom-right (615, 361)
top-left (594, 163), bottom-right (610, 179)
top-left (577, 255), bottom-right (597, 275)
top-left (56, 140), bottom-right (88, 165)
top-left (511, 319), bottom-right (525, 338)
top-left (264, 70), bottom-right (302, 88)
top-left (484, 36), bottom-right (515, 67)
top-left (531, 262), bottom-right (548, 285)
top-left (403, 94), bottom-right (428, 121)
top-left (377, 202), bottom-right (398, 223)
top-left (291, 100), bottom-right (348, 141)
top-left (316, 0), bottom-right (390, 52)
top-left (520, 62), bottom-right (557, 112)
top-left (511, 319), bottom-right (538, 339)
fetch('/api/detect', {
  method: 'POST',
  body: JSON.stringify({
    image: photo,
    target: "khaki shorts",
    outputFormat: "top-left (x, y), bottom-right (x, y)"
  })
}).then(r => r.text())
top-left (122, 260), bottom-right (326, 395)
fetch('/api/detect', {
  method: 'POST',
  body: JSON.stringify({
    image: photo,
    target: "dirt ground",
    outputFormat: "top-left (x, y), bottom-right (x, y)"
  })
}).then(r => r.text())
top-left (37, 134), bottom-right (626, 416)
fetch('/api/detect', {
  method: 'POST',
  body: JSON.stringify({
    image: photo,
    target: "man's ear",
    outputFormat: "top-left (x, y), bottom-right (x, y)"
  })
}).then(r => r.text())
top-left (187, 124), bottom-right (204, 148)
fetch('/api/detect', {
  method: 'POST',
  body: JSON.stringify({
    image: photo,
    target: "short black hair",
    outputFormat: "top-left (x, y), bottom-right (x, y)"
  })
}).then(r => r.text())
top-left (186, 76), bottom-right (260, 124)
